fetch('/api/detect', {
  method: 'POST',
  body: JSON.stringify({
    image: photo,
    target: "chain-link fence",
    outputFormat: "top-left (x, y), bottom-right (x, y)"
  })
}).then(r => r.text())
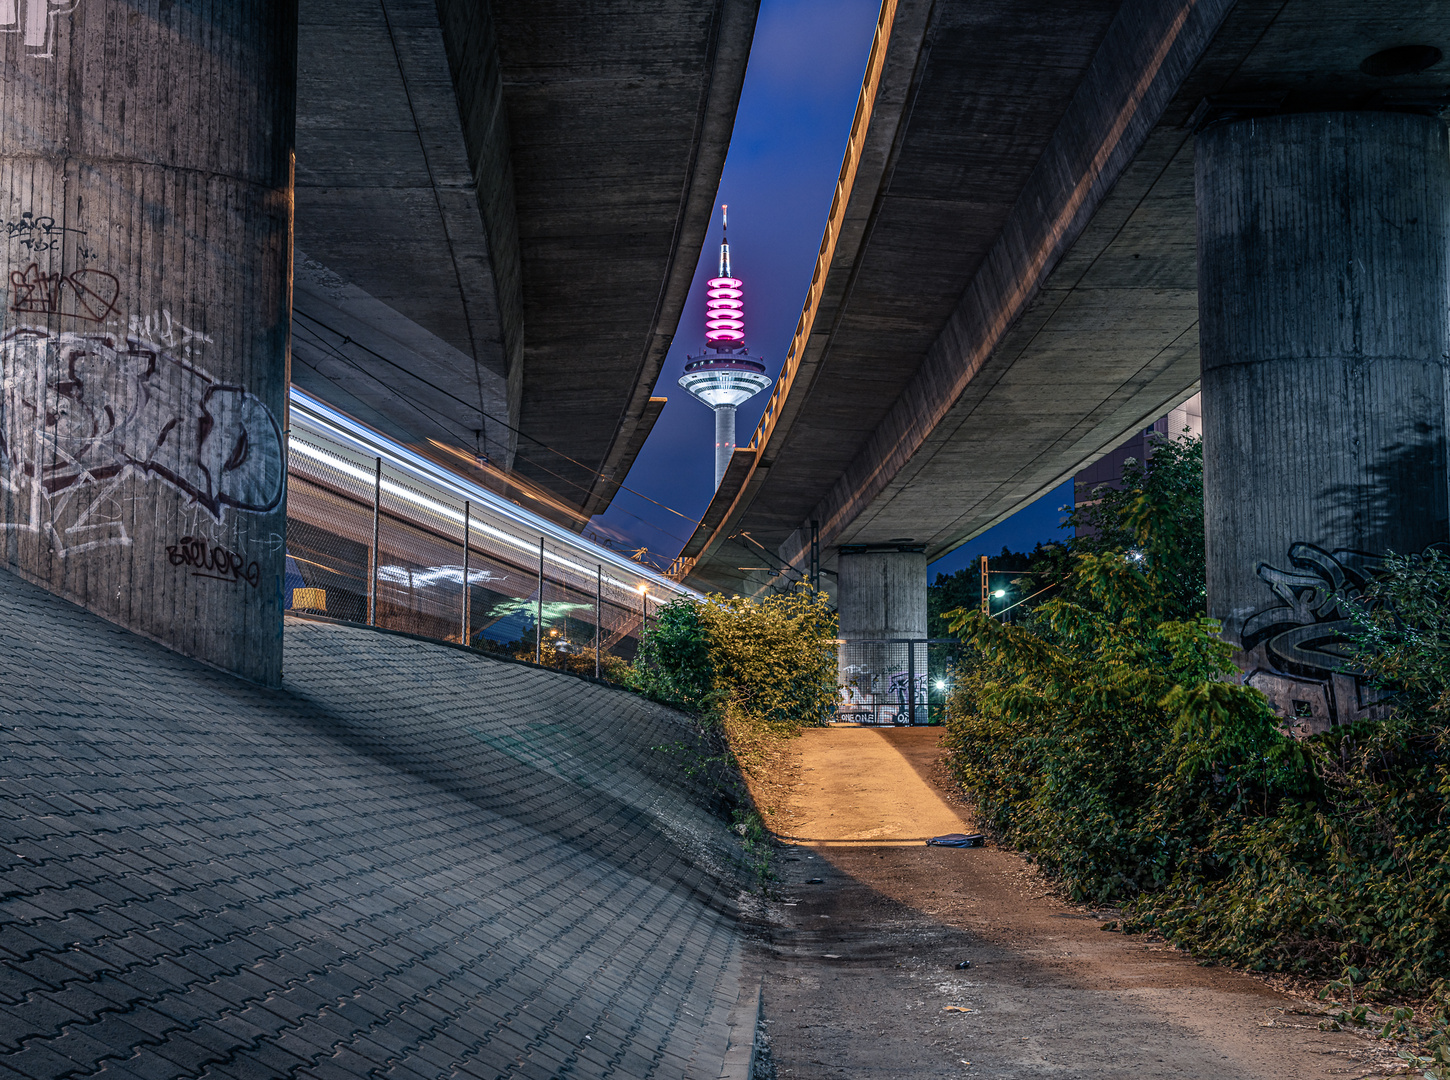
top-left (835, 638), bottom-right (963, 725)
top-left (284, 394), bottom-right (696, 681)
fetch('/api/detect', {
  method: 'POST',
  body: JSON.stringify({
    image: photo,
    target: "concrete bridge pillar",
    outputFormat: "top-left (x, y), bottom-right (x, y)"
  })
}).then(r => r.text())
top-left (1196, 111), bottom-right (1450, 730)
top-left (0, 3), bottom-right (297, 685)
top-left (836, 545), bottom-right (926, 722)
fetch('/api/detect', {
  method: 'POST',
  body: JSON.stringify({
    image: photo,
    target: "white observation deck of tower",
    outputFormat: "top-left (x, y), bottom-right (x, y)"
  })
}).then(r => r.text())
top-left (678, 205), bottom-right (773, 490)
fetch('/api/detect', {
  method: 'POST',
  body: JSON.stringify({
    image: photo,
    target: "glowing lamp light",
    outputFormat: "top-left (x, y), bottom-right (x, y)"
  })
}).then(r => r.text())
top-left (993, 589), bottom-right (1006, 598)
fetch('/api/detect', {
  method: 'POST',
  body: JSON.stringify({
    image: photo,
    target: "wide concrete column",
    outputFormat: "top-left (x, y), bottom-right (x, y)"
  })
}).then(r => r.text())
top-left (0, 4), bottom-right (297, 685)
top-left (1197, 111), bottom-right (1450, 731)
top-left (836, 545), bottom-right (926, 722)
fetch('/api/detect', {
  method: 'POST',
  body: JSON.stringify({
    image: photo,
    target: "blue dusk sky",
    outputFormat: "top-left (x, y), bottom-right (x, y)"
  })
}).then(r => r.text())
top-left (586, 0), bottom-right (1072, 580)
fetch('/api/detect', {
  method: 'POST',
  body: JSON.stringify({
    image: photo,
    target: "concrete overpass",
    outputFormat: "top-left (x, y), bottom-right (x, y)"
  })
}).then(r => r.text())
top-left (671, 0), bottom-right (1450, 729)
top-left (675, 1), bottom-right (1450, 573)
top-left (291, 0), bottom-right (758, 522)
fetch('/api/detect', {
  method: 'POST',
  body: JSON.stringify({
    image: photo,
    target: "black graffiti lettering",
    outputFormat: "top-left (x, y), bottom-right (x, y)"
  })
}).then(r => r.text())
top-left (164, 535), bottom-right (261, 588)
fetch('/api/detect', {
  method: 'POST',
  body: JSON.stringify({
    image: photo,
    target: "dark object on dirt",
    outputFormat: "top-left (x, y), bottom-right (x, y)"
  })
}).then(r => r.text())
top-left (927, 833), bottom-right (985, 847)
top-left (806, 877), bottom-right (824, 884)
top-left (956, 960), bottom-right (972, 969)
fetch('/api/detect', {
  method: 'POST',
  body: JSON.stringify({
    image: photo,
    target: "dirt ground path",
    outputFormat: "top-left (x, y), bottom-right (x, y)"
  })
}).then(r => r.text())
top-left (754, 726), bottom-right (1379, 1079)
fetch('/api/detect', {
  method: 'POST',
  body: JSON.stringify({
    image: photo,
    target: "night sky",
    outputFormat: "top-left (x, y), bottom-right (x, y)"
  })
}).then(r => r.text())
top-left (588, 0), bottom-right (1072, 583)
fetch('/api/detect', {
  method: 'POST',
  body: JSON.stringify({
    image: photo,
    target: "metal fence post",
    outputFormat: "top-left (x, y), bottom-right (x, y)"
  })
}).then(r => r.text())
top-left (460, 500), bottom-right (470, 646)
top-left (595, 564), bottom-right (602, 678)
top-left (908, 639), bottom-right (916, 726)
top-left (535, 536), bottom-right (545, 664)
top-left (369, 456), bottom-right (381, 626)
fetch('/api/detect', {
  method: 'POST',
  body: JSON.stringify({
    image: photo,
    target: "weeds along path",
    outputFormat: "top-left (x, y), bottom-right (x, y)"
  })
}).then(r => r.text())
top-left (755, 726), bottom-right (1371, 1079)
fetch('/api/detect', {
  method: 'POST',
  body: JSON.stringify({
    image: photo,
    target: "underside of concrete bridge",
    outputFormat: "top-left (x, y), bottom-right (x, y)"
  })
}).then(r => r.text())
top-left (292, 0), bottom-right (758, 523)
top-left (675, 0), bottom-right (1450, 598)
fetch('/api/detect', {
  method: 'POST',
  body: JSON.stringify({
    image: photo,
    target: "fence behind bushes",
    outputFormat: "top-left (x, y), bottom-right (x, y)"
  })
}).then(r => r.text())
top-left (285, 390), bottom-right (699, 677)
top-left (835, 638), bottom-right (962, 725)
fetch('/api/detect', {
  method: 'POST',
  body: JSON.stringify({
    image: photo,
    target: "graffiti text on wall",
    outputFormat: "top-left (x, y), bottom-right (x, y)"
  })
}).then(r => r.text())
top-left (1240, 543), bottom-right (1387, 734)
top-left (1242, 543), bottom-right (1381, 676)
top-left (0, 0), bottom-right (78, 57)
top-left (2, 214), bottom-right (85, 253)
top-left (0, 328), bottom-right (283, 555)
top-left (167, 536), bottom-right (262, 587)
top-left (10, 263), bottom-right (119, 323)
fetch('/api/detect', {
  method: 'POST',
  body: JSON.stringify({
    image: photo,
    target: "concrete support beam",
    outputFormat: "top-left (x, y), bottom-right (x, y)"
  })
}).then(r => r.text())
top-left (0, 3), bottom-right (297, 685)
top-left (1197, 110), bottom-right (1450, 730)
top-left (837, 547), bottom-right (927, 642)
top-left (836, 545), bottom-right (926, 723)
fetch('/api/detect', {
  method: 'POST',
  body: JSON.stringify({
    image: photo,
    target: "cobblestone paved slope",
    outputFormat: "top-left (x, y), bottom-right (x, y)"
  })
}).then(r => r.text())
top-left (0, 569), bottom-right (749, 1079)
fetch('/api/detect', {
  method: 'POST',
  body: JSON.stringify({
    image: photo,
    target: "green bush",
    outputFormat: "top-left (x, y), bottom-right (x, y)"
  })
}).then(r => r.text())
top-left (628, 598), bottom-right (716, 711)
top-left (942, 435), bottom-right (1450, 1003)
top-left (630, 589), bottom-right (838, 735)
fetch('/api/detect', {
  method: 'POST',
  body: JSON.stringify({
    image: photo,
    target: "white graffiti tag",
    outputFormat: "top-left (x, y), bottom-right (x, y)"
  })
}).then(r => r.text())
top-left (0, 0), bottom-right (78, 57)
top-left (128, 310), bottom-right (215, 353)
top-left (0, 328), bottom-right (283, 554)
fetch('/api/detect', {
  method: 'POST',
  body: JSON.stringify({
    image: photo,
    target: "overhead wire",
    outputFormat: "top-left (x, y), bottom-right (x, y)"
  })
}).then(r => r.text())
top-left (292, 307), bottom-right (704, 528)
top-left (290, 312), bottom-right (697, 556)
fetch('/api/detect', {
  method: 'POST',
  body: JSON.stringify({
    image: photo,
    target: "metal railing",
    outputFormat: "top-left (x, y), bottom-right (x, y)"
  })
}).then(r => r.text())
top-left (835, 638), bottom-right (961, 726)
top-left (284, 389), bottom-right (700, 679)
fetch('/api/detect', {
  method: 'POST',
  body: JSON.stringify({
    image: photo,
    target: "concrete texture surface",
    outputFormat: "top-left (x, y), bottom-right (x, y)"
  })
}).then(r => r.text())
top-left (0, 2), bottom-right (295, 684)
top-left (0, 567), bottom-right (752, 1079)
top-left (836, 549), bottom-right (927, 642)
top-left (1198, 111), bottom-right (1450, 648)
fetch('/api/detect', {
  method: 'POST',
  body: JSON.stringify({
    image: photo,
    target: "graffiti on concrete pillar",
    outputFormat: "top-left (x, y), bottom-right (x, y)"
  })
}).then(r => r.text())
top-left (0, 0), bottom-right (78, 57)
top-left (128, 310), bottom-right (215, 355)
top-left (10, 263), bottom-right (120, 323)
top-left (1, 214), bottom-right (85, 253)
top-left (1240, 542), bottom-right (1386, 736)
top-left (0, 328), bottom-right (283, 555)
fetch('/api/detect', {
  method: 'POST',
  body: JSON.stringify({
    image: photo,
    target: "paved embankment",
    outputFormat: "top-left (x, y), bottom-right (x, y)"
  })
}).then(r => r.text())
top-left (761, 727), bottom-right (1370, 1079)
top-left (0, 568), bottom-right (754, 1080)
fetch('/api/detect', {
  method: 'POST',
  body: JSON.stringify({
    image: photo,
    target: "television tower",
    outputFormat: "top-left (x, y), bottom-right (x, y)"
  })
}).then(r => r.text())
top-left (678, 205), bottom-right (772, 490)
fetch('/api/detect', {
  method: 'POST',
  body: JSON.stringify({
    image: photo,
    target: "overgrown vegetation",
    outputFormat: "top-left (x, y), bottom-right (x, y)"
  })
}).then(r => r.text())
top-left (941, 435), bottom-right (1450, 1064)
top-left (631, 589), bottom-right (837, 745)
top-left (631, 589), bottom-right (837, 881)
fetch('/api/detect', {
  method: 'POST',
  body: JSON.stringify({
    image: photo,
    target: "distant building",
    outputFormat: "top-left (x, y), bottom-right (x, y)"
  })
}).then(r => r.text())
top-left (1074, 393), bottom-right (1201, 530)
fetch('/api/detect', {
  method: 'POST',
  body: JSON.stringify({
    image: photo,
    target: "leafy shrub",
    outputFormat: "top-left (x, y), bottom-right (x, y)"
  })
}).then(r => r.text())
top-left (695, 590), bottom-right (838, 735)
top-left (631, 589), bottom-right (838, 733)
top-left (627, 588), bottom-right (836, 889)
top-left (942, 434), bottom-right (1450, 1002)
top-left (628, 598), bottom-right (716, 710)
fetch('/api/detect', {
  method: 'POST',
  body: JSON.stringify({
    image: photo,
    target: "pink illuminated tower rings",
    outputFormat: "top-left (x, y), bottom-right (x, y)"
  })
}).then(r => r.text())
top-left (678, 205), bottom-right (773, 490)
